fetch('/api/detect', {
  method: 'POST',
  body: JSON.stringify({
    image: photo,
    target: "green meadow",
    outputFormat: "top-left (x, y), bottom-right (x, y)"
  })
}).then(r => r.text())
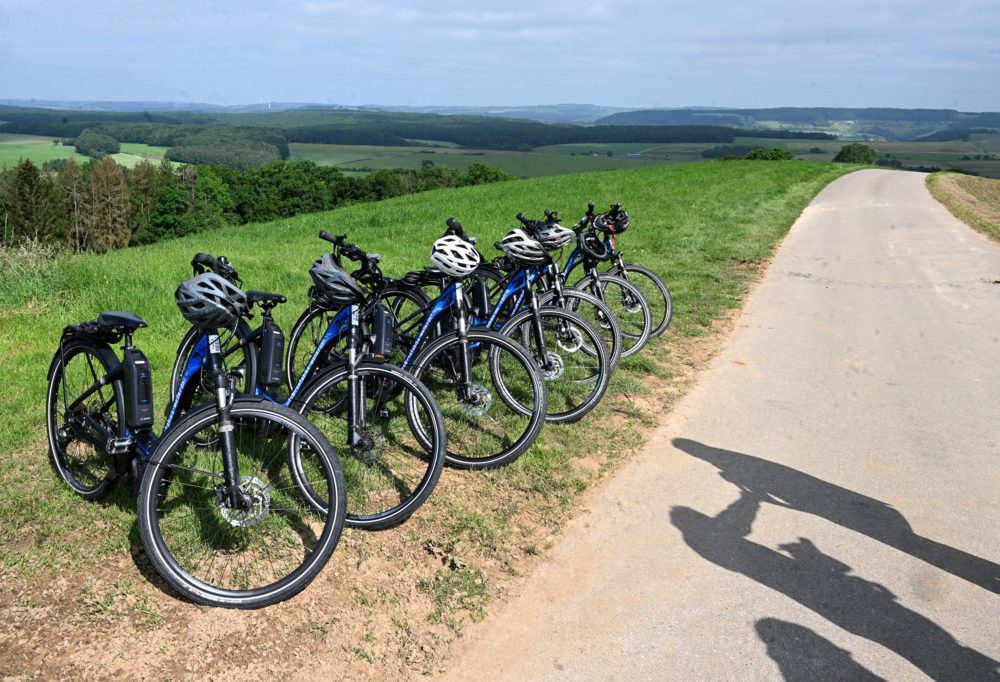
top-left (1, 160), bottom-right (855, 577)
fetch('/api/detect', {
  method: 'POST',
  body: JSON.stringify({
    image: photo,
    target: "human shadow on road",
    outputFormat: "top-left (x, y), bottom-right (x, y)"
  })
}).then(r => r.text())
top-left (670, 483), bottom-right (1000, 680)
top-left (756, 618), bottom-right (887, 682)
top-left (673, 438), bottom-right (1000, 595)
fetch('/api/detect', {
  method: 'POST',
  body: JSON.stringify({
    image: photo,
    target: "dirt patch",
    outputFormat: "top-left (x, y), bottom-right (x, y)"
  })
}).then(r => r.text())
top-left (0, 274), bottom-right (754, 682)
top-left (927, 172), bottom-right (1000, 243)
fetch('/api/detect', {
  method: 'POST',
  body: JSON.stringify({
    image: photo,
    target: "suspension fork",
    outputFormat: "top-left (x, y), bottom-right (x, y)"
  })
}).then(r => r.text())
top-left (526, 289), bottom-right (553, 368)
top-left (206, 333), bottom-right (244, 509)
top-left (453, 282), bottom-right (477, 400)
top-left (346, 305), bottom-right (367, 447)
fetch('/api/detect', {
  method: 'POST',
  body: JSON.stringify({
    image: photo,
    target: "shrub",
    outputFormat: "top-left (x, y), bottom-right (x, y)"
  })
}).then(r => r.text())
top-left (745, 147), bottom-right (795, 160)
top-left (833, 143), bottom-right (876, 164)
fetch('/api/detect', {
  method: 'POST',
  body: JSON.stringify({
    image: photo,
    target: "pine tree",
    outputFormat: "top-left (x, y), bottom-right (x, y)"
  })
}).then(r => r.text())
top-left (84, 158), bottom-right (132, 251)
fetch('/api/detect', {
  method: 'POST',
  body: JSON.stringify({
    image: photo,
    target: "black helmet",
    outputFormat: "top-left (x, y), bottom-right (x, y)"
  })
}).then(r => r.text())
top-left (310, 253), bottom-right (365, 307)
top-left (176, 272), bottom-right (247, 330)
top-left (594, 210), bottom-right (630, 234)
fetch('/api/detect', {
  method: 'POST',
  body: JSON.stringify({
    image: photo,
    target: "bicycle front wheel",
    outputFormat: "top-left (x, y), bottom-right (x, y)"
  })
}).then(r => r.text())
top-left (294, 362), bottom-right (446, 530)
top-left (500, 307), bottom-right (611, 424)
top-left (609, 263), bottom-right (672, 337)
top-left (537, 288), bottom-right (622, 370)
top-left (574, 274), bottom-right (652, 357)
top-left (410, 329), bottom-right (547, 469)
top-left (137, 399), bottom-right (346, 609)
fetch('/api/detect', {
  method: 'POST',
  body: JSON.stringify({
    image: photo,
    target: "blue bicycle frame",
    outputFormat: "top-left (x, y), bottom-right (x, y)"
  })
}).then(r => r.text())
top-left (180, 305), bottom-right (354, 411)
top-left (400, 282), bottom-right (458, 369)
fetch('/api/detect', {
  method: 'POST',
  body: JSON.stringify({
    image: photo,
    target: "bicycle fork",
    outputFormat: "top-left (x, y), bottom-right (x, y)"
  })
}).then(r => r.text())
top-left (345, 306), bottom-right (368, 448)
top-left (205, 333), bottom-right (246, 511)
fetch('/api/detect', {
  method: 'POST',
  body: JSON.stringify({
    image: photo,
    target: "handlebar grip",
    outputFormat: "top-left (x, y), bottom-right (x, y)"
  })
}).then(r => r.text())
top-left (191, 252), bottom-right (216, 274)
top-left (516, 212), bottom-right (531, 226)
top-left (610, 202), bottom-right (622, 214)
top-left (445, 217), bottom-right (463, 233)
top-left (587, 201), bottom-right (596, 213)
top-left (319, 230), bottom-right (345, 245)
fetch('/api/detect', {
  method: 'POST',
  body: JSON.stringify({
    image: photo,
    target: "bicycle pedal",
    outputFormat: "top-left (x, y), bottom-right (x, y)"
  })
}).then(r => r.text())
top-left (106, 435), bottom-right (135, 455)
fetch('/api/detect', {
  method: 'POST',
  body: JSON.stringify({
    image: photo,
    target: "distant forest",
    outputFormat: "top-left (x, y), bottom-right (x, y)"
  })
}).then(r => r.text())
top-left (0, 157), bottom-right (515, 252)
top-left (0, 106), bottom-right (833, 170)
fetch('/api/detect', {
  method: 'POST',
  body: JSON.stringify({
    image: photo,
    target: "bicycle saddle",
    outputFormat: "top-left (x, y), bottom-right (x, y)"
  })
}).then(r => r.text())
top-left (96, 311), bottom-right (148, 330)
top-left (246, 290), bottom-right (288, 305)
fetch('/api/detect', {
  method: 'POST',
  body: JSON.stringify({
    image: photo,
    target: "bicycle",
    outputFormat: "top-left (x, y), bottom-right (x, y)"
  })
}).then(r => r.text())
top-left (169, 246), bottom-right (447, 530)
top-left (573, 202), bottom-right (673, 338)
top-left (46, 277), bottom-right (347, 608)
top-left (315, 226), bottom-right (549, 469)
top-left (452, 220), bottom-right (613, 423)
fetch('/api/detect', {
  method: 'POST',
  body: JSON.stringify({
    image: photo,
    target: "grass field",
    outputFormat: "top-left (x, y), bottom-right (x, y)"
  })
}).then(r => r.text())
top-left (927, 172), bottom-right (1000, 242)
top-left (0, 161), bottom-right (856, 677)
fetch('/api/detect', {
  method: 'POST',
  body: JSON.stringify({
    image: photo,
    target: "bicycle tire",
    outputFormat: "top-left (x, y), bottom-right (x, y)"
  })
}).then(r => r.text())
top-left (292, 362), bottom-right (446, 530)
top-left (136, 399), bottom-right (346, 609)
top-left (409, 329), bottom-right (547, 469)
top-left (499, 307), bottom-right (611, 424)
top-left (608, 263), bottom-right (673, 337)
top-left (45, 335), bottom-right (123, 500)
top-left (573, 273), bottom-right (652, 357)
top-left (285, 305), bottom-right (347, 392)
top-left (537, 288), bottom-right (623, 370)
top-left (169, 321), bottom-right (258, 409)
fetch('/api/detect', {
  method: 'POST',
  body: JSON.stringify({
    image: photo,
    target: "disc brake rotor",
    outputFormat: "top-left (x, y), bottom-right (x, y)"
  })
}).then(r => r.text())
top-left (539, 351), bottom-right (565, 380)
top-left (458, 383), bottom-right (493, 416)
top-left (219, 476), bottom-right (271, 527)
top-left (353, 429), bottom-right (388, 465)
top-left (556, 326), bottom-right (584, 353)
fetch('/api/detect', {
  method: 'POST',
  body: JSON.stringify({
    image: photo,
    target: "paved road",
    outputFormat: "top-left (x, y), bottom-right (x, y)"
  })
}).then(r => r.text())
top-left (441, 170), bottom-right (1000, 681)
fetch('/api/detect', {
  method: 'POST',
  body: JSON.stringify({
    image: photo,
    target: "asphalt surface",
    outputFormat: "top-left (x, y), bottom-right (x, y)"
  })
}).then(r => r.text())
top-left (441, 170), bottom-right (1000, 681)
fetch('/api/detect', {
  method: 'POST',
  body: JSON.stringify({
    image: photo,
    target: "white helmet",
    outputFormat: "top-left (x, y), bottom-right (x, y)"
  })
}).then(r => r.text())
top-left (498, 228), bottom-right (547, 266)
top-left (430, 234), bottom-right (481, 277)
top-left (536, 223), bottom-right (574, 251)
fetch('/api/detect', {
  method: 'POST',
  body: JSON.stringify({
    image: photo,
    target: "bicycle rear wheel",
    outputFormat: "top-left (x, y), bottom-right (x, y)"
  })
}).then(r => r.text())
top-left (285, 306), bottom-right (347, 392)
top-left (137, 399), bottom-right (346, 609)
top-left (169, 322), bottom-right (257, 412)
top-left (45, 336), bottom-right (123, 500)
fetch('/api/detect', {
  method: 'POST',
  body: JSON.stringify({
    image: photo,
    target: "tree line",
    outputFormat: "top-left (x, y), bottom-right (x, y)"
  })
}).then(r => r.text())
top-left (0, 157), bottom-right (515, 252)
top-left (0, 106), bottom-right (832, 164)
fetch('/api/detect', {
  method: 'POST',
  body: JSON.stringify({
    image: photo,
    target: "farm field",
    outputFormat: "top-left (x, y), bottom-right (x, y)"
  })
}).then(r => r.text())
top-left (0, 160), bottom-right (855, 679)
top-left (109, 142), bottom-right (170, 168)
top-left (0, 133), bottom-right (82, 167)
top-left (0, 134), bottom-right (170, 168)
top-left (289, 141), bottom-right (677, 177)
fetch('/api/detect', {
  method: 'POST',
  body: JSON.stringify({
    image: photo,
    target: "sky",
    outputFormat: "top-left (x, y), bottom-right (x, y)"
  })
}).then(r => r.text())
top-left (1, 0), bottom-right (998, 111)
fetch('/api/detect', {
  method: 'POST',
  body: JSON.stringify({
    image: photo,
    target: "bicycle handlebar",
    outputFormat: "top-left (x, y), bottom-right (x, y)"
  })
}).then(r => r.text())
top-left (444, 217), bottom-right (476, 245)
top-left (191, 252), bottom-right (216, 273)
top-left (191, 253), bottom-right (240, 284)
